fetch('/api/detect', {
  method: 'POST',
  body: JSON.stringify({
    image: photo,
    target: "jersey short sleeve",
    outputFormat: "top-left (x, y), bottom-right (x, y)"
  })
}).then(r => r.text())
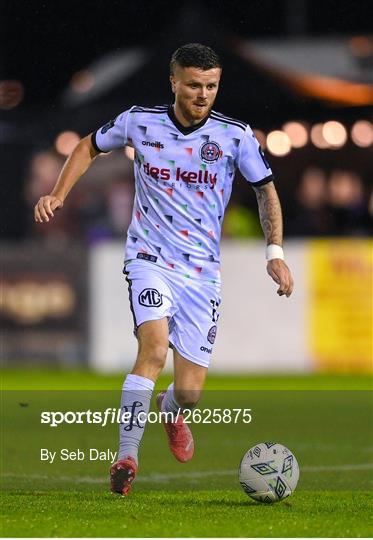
top-left (237, 125), bottom-right (273, 185)
top-left (91, 108), bottom-right (132, 153)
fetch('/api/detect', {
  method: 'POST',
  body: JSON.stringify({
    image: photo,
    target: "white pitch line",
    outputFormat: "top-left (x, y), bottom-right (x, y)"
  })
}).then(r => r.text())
top-left (2, 463), bottom-right (373, 485)
top-left (301, 463), bottom-right (373, 472)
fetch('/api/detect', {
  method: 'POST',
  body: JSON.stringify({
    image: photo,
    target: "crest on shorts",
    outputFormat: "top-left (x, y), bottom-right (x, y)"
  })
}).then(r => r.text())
top-left (207, 325), bottom-right (217, 344)
top-left (199, 141), bottom-right (222, 164)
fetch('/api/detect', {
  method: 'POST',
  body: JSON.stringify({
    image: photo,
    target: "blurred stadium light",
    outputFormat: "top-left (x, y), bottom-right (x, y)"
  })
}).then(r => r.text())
top-left (310, 123), bottom-right (330, 149)
top-left (70, 70), bottom-right (95, 94)
top-left (282, 121), bottom-right (308, 148)
top-left (266, 130), bottom-right (292, 156)
top-left (235, 36), bottom-right (373, 106)
top-left (63, 47), bottom-right (149, 107)
top-left (0, 80), bottom-right (24, 110)
top-left (351, 120), bottom-right (373, 147)
top-left (322, 121), bottom-right (347, 148)
top-left (55, 131), bottom-right (81, 156)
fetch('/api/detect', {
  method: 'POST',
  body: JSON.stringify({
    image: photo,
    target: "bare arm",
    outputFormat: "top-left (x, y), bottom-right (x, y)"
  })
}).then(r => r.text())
top-left (253, 181), bottom-right (294, 297)
top-left (253, 180), bottom-right (283, 246)
top-left (34, 134), bottom-right (99, 222)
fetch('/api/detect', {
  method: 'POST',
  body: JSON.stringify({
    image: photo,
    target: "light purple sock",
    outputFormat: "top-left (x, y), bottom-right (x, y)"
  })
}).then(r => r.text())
top-left (118, 373), bottom-right (154, 464)
top-left (161, 382), bottom-right (182, 414)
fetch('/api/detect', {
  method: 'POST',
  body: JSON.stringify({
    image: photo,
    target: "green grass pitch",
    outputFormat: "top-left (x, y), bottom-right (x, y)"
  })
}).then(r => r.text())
top-left (1, 370), bottom-right (373, 537)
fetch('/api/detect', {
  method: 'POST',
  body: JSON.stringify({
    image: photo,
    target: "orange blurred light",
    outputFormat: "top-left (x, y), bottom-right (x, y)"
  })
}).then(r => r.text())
top-left (266, 130), bottom-right (291, 156)
top-left (282, 121), bottom-right (308, 148)
top-left (236, 40), bottom-right (373, 106)
top-left (310, 123), bottom-right (330, 149)
top-left (351, 120), bottom-right (373, 147)
top-left (253, 129), bottom-right (267, 149)
top-left (55, 131), bottom-right (81, 156)
top-left (322, 121), bottom-right (347, 148)
top-left (349, 36), bottom-right (373, 58)
top-left (70, 70), bottom-right (94, 93)
top-left (0, 80), bottom-right (24, 110)
top-left (125, 146), bottom-right (135, 160)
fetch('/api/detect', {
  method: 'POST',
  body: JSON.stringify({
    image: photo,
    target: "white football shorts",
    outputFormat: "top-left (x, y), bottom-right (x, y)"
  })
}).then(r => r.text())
top-left (123, 259), bottom-right (221, 368)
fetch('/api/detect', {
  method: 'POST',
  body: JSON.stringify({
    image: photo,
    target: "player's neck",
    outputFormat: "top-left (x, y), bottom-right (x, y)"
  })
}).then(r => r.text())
top-left (172, 103), bottom-right (208, 127)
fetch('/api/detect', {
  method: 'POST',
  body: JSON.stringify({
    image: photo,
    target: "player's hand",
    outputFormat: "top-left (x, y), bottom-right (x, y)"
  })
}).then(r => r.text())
top-left (34, 195), bottom-right (63, 223)
top-left (266, 259), bottom-right (294, 297)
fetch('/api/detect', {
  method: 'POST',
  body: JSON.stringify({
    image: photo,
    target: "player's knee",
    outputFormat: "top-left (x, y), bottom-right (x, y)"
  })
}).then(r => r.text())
top-left (152, 344), bottom-right (168, 369)
top-left (174, 389), bottom-right (201, 409)
top-left (140, 343), bottom-right (168, 370)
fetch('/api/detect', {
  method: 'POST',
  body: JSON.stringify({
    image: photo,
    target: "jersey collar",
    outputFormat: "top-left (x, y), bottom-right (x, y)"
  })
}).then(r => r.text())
top-left (167, 105), bottom-right (210, 135)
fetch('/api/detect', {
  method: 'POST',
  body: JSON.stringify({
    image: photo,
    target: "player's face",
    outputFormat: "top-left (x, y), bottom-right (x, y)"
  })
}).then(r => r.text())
top-left (170, 65), bottom-right (221, 126)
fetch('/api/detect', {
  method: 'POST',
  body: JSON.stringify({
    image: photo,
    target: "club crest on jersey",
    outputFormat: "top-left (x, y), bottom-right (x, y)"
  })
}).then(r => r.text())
top-left (199, 141), bottom-right (222, 164)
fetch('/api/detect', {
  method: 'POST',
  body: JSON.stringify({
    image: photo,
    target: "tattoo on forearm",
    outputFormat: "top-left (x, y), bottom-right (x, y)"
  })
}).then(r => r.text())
top-left (253, 183), bottom-right (283, 245)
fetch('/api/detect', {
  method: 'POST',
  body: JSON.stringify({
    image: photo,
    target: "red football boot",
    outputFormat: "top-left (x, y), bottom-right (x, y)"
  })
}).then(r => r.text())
top-left (156, 391), bottom-right (194, 462)
top-left (110, 456), bottom-right (138, 495)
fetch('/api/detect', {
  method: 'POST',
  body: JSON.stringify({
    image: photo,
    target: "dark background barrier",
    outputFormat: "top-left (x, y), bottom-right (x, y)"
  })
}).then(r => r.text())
top-left (1, 242), bottom-right (88, 364)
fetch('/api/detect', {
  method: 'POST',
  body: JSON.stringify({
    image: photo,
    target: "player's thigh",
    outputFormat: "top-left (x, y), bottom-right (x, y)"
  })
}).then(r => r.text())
top-left (137, 318), bottom-right (169, 360)
top-left (169, 280), bottom-right (221, 370)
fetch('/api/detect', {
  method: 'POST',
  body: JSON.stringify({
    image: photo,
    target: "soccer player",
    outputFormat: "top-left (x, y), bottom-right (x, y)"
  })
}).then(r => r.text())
top-left (34, 43), bottom-right (293, 495)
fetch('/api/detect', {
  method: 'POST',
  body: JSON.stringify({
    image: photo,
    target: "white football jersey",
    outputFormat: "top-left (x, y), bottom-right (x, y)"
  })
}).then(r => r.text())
top-left (92, 105), bottom-right (273, 282)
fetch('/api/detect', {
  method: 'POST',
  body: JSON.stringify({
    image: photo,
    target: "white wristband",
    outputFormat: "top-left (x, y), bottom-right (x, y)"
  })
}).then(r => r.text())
top-left (266, 244), bottom-right (284, 261)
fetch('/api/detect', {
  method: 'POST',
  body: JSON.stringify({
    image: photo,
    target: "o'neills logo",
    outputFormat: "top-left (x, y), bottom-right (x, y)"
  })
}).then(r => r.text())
top-left (142, 140), bottom-right (164, 149)
top-left (143, 162), bottom-right (217, 187)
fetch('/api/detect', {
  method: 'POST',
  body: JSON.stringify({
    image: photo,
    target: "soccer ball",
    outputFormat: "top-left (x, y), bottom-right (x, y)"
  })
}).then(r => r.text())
top-left (239, 442), bottom-right (299, 503)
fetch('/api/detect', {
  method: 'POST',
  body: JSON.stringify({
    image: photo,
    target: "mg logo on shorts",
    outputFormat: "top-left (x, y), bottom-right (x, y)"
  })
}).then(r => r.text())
top-left (139, 288), bottom-right (163, 307)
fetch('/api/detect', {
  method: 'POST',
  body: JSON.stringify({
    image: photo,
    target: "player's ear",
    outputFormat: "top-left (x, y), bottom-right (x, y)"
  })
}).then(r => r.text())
top-left (170, 75), bottom-right (176, 94)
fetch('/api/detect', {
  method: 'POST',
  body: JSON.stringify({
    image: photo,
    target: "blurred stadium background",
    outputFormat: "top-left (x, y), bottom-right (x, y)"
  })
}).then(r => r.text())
top-left (1, 0), bottom-right (372, 375)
